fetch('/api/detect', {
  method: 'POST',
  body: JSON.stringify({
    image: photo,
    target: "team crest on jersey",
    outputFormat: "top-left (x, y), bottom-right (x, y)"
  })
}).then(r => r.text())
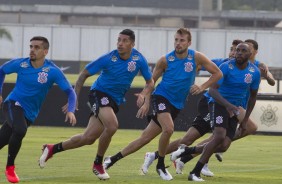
top-left (101, 97), bottom-right (109, 105)
top-left (228, 63), bottom-right (234, 70)
top-left (20, 62), bottom-right (29, 68)
top-left (248, 66), bottom-right (255, 72)
top-left (168, 55), bottom-right (175, 62)
top-left (38, 72), bottom-right (48, 84)
top-left (132, 55), bottom-right (139, 61)
top-left (184, 62), bottom-right (193, 72)
top-left (244, 73), bottom-right (253, 84)
top-left (158, 103), bottom-right (166, 111)
top-left (215, 116), bottom-right (223, 124)
top-left (111, 56), bottom-right (118, 62)
top-left (187, 54), bottom-right (193, 60)
top-left (128, 61), bottom-right (136, 72)
top-left (42, 67), bottom-right (50, 72)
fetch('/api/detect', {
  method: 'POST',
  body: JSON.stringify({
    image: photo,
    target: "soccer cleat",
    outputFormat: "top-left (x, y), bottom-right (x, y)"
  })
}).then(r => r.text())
top-left (215, 152), bottom-right (223, 162)
top-left (188, 173), bottom-right (204, 182)
top-left (141, 152), bottom-right (155, 174)
top-left (170, 144), bottom-right (186, 161)
top-left (39, 144), bottom-right (54, 168)
top-left (173, 158), bottom-right (184, 174)
top-left (103, 156), bottom-right (113, 170)
top-left (93, 163), bottom-right (110, 180)
top-left (156, 167), bottom-right (173, 181)
top-left (5, 165), bottom-right (20, 183)
top-left (201, 164), bottom-right (214, 177)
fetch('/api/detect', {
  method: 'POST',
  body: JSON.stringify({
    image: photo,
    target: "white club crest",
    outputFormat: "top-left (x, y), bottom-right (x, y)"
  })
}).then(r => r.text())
top-left (128, 61), bottom-right (136, 72)
top-left (158, 103), bottom-right (166, 111)
top-left (184, 62), bottom-right (193, 72)
top-left (101, 97), bottom-right (109, 105)
top-left (260, 105), bottom-right (278, 127)
top-left (215, 116), bottom-right (223, 124)
top-left (244, 73), bottom-right (253, 84)
top-left (38, 72), bottom-right (48, 84)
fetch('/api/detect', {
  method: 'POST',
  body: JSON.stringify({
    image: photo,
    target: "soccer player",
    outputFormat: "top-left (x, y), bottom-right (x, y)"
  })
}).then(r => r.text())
top-left (102, 28), bottom-right (222, 181)
top-left (139, 39), bottom-right (243, 176)
top-left (171, 42), bottom-right (261, 181)
top-left (0, 36), bottom-right (77, 183)
top-left (39, 29), bottom-right (154, 180)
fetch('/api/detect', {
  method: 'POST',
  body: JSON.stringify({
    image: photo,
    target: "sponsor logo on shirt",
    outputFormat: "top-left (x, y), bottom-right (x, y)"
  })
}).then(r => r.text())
top-left (42, 67), bottom-right (50, 72)
top-left (20, 62), bottom-right (29, 68)
top-left (228, 63), bottom-right (234, 69)
top-left (168, 55), bottom-right (175, 62)
top-left (111, 56), bottom-right (118, 62)
top-left (158, 103), bottom-right (166, 111)
top-left (248, 66), bottom-right (255, 72)
top-left (38, 72), bottom-right (48, 84)
top-left (184, 62), bottom-right (193, 72)
top-left (132, 55), bottom-right (139, 61)
top-left (15, 101), bottom-right (21, 107)
top-left (187, 54), bottom-right (193, 60)
top-left (244, 73), bottom-right (253, 84)
top-left (128, 61), bottom-right (136, 72)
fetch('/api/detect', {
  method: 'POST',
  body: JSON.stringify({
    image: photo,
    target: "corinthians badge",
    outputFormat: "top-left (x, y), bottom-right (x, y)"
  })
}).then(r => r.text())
top-left (260, 104), bottom-right (278, 127)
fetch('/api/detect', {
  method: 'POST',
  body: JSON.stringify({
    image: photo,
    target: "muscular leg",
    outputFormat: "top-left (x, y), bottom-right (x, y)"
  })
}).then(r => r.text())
top-left (121, 121), bottom-right (162, 157)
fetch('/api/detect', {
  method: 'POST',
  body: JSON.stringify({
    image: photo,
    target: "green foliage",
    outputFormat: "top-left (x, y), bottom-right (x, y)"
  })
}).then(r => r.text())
top-left (0, 28), bottom-right (12, 41)
top-left (223, 0), bottom-right (282, 11)
top-left (0, 126), bottom-right (281, 184)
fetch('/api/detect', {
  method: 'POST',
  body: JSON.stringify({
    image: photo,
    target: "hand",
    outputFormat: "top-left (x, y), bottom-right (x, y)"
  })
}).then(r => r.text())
top-left (136, 103), bottom-right (149, 119)
top-left (226, 104), bottom-right (240, 117)
top-left (259, 66), bottom-right (268, 79)
top-left (65, 112), bottom-right (77, 126)
top-left (62, 102), bottom-right (78, 114)
top-left (238, 120), bottom-right (247, 137)
top-left (190, 85), bottom-right (204, 95)
top-left (135, 93), bottom-right (145, 108)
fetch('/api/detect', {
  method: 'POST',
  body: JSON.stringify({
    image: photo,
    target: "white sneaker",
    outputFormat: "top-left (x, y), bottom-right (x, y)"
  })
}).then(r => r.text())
top-left (170, 144), bottom-right (186, 161)
top-left (188, 173), bottom-right (204, 182)
top-left (103, 156), bottom-right (112, 170)
top-left (156, 168), bottom-right (173, 181)
top-left (215, 152), bottom-right (223, 162)
top-left (174, 158), bottom-right (184, 174)
top-left (201, 164), bottom-right (214, 177)
top-left (141, 152), bottom-right (155, 174)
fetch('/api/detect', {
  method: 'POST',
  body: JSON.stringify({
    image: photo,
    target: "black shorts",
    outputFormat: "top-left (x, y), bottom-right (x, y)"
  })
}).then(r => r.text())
top-left (209, 102), bottom-right (238, 140)
top-left (147, 95), bottom-right (180, 127)
top-left (88, 90), bottom-right (119, 117)
top-left (191, 96), bottom-right (212, 136)
top-left (2, 100), bottom-right (31, 127)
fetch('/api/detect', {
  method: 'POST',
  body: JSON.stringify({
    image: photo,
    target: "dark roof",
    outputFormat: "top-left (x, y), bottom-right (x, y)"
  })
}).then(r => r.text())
top-left (0, 0), bottom-right (199, 9)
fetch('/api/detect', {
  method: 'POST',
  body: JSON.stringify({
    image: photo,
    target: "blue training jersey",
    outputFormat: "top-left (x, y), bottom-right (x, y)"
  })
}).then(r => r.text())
top-left (153, 49), bottom-right (196, 109)
top-left (201, 58), bottom-right (229, 71)
top-left (206, 59), bottom-right (261, 107)
top-left (1, 58), bottom-right (73, 122)
top-left (86, 48), bottom-right (152, 105)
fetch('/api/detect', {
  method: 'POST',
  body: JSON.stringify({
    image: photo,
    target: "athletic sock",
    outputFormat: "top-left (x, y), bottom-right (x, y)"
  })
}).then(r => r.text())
top-left (190, 161), bottom-right (205, 177)
top-left (53, 142), bottom-right (64, 154)
top-left (156, 156), bottom-right (165, 169)
top-left (110, 152), bottom-right (123, 164)
top-left (94, 154), bottom-right (103, 165)
top-left (180, 153), bottom-right (194, 164)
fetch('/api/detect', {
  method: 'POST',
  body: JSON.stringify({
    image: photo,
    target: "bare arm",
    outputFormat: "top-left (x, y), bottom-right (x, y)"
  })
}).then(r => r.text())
top-left (191, 51), bottom-right (222, 95)
top-left (74, 69), bottom-right (91, 106)
top-left (259, 62), bottom-right (275, 86)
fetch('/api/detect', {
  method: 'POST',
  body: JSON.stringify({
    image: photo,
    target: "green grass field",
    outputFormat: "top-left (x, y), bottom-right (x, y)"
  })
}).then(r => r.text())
top-left (0, 127), bottom-right (281, 183)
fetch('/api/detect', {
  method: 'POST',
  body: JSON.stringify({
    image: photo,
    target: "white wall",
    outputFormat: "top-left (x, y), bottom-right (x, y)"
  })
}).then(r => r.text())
top-left (1, 24), bottom-right (282, 68)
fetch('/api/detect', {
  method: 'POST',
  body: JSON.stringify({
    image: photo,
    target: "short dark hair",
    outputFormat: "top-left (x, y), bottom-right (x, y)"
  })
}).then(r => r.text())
top-left (176, 28), bottom-right (192, 42)
top-left (30, 36), bottom-right (49, 49)
top-left (120, 29), bottom-right (135, 42)
top-left (232, 39), bottom-right (243, 46)
top-left (245, 39), bottom-right (258, 50)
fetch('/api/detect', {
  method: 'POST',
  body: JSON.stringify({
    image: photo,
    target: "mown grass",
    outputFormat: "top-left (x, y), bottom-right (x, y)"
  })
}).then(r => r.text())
top-left (0, 127), bottom-right (281, 183)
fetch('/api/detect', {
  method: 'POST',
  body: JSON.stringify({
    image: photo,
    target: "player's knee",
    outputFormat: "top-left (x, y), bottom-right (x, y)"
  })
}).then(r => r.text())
top-left (162, 127), bottom-right (174, 136)
top-left (104, 125), bottom-right (118, 136)
top-left (14, 127), bottom-right (27, 140)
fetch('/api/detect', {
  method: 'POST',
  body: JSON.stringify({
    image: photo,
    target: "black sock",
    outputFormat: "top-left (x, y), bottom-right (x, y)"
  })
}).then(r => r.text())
top-left (190, 161), bottom-right (205, 177)
top-left (110, 152), bottom-right (123, 164)
top-left (154, 151), bottom-right (159, 159)
top-left (156, 156), bottom-right (165, 169)
top-left (180, 146), bottom-right (196, 157)
top-left (94, 154), bottom-right (103, 165)
top-left (180, 154), bottom-right (194, 164)
top-left (53, 142), bottom-right (64, 154)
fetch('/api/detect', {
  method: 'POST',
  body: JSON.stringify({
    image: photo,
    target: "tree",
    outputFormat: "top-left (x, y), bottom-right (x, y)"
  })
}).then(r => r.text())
top-left (0, 28), bottom-right (12, 41)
